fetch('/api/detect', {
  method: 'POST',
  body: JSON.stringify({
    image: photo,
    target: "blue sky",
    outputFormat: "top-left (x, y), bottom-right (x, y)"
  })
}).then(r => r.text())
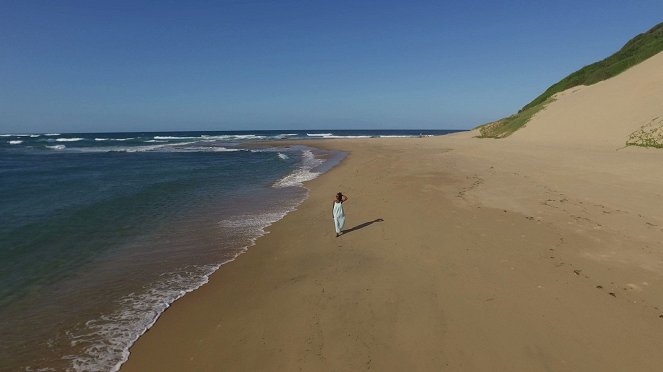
top-left (1, 1), bottom-right (662, 133)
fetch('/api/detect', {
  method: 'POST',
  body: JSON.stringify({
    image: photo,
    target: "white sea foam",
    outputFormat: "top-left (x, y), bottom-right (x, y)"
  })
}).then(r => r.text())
top-left (0, 134), bottom-right (11, 137)
top-left (117, 142), bottom-right (225, 153)
top-left (153, 136), bottom-right (199, 140)
top-left (44, 133), bottom-right (61, 136)
top-left (274, 133), bottom-right (299, 139)
top-left (379, 135), bottom-right (416, 138)
top-left (65, 264), bottom-right (220, 372)
top-left (200, 134), bottom-right (234, 140)
top-left (96, 144), bottom-right (167, 153)
top-left (95, 138), bottom-right (135, 142)
top-left (56, 137), bottom-right (84, 142)
top-left (9, 140), bottom-right (23, 144)
top-left (273, 150), bottom-right (324, 188)
top-left (46, 145), bottom-right (66, 150)
top-left (60, 142), bottom-right (242, 154)
top-left (306, 133), bottom-right (371, 139)
top-left (211, 147), bottom-right (242, 152)
top-left (30, 134), bottom-right (40, 137)
top-left (324, 135), bottom-right (371, 138)
top-left (57, 143), bottom-right (342, 372)
top-left (153, 134), bottom-right (270, 142)
top-left (217, 208), bottom-right (303, 252)
top-left (159, 146), bottom-right (242, 153)
top-left (218, 211), bottom-right (291, 230)
top-left (151, 135), bottom-right (241, 141)
top-left (277, 152), bottom-right (289, 160)
top-left (201, 134), bottom-right (267, 141)
top-left (143, 140), bottom-right (166, 143)
top-left (228, 134), bottom-right (266, 140)
top-left (69, 204), bottom-right (305, 372)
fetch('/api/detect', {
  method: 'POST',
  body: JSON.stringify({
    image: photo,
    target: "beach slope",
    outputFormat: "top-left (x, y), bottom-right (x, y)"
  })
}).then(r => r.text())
top-left (509, 51), bottom-right (663, 148)
top-left (123, 134), bottom-right (663, 371)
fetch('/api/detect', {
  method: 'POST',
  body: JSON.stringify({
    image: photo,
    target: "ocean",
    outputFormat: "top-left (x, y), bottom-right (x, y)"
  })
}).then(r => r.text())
top-left (0, 129), bottom-right (460, 371)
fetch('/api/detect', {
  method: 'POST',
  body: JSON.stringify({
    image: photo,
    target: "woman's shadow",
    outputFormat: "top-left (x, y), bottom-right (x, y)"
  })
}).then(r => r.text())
top-left (342, 218), bottom-right (384, 235)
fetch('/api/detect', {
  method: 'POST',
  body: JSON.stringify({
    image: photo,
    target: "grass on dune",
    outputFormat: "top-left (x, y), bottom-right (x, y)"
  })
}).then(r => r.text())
top-left (477, 21), bottom-right (663, 139)
top-left (477, 99), bottom-right (551, 138)
top-left (626, 117), bottom-right (663, 149)
top-left (522, 21), bottom-right (663, 112)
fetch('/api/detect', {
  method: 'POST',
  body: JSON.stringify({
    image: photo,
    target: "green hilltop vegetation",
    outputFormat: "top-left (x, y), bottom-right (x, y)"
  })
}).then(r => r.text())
top-left (478, 21), bottom-right (663, 138)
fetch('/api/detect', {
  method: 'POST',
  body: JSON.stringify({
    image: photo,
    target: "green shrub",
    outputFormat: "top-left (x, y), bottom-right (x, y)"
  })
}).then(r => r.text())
top-left (626, 117), bottom-right (663, 148)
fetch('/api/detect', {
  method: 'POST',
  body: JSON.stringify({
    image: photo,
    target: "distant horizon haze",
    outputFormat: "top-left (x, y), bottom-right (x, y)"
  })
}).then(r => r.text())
top-left (1, 1), bottom-right (662, 133)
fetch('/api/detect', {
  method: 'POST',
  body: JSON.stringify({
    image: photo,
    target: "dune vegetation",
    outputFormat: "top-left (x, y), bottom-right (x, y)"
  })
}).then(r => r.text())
top-left (626, 117), bottom-right (663, 148)
top-left (478, 21), bottom-right (663, 138)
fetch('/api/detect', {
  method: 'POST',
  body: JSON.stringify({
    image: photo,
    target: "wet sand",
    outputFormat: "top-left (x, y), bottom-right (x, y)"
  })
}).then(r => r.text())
top-left (122, 134), bottom-right (663, 371)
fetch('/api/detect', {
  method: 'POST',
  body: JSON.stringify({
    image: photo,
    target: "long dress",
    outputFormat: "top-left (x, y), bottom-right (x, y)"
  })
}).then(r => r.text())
top-left (333, 201), bottom-right (345, 234)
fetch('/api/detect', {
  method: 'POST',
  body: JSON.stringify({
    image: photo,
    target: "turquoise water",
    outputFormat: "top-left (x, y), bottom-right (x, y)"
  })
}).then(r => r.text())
top-left (0, 129), bottom-right (459, 370)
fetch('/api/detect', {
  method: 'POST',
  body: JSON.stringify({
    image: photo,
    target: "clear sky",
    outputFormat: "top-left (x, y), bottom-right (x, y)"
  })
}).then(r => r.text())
top-left (1, 1), bottom-right (662, 133)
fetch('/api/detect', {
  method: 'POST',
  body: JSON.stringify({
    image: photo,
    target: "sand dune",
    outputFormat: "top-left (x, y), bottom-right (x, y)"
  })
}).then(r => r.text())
top-left (509, 51), bottom-right (663, 148)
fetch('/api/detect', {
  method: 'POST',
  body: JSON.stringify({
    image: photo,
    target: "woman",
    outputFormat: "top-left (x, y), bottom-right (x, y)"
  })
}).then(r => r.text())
top-left (333, 192), bottom-right (348, 237)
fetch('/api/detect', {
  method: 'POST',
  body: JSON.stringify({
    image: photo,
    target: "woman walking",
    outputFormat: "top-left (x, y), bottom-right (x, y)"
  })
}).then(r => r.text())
top-left (333, 192), bottom-right (348, 237)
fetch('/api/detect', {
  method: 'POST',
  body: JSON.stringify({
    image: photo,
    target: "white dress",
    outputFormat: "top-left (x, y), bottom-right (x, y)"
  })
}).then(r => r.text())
top-left (333, 201), bottom-right (345, 234)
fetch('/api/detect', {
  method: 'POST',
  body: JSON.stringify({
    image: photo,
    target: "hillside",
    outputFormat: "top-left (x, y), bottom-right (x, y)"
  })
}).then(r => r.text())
top-left (507, 51), bottom-right (663, 148)
top-left (479, 21), bottom-right (663, 139)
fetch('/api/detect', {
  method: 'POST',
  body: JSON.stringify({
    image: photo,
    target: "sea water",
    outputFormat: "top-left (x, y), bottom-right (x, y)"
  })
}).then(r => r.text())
top-left (0, 129), bottom-right (460, 370)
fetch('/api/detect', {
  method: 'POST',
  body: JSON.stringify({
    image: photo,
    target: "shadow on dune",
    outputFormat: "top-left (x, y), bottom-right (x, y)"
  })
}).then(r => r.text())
top-left (342, 218), bottom-right (384, 235)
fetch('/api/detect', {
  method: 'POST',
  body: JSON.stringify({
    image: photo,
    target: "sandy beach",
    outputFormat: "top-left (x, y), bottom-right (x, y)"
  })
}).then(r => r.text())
top-left (5, 4), bottom-right (663, 370)
top-left (123, 50), bottom-right (663, 372)
top-left (122, 132), bottom-right (663, 371)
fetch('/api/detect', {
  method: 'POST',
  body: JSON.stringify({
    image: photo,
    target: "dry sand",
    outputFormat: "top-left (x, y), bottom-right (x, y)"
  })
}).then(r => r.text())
top-left (509, 51), bottom-right (663, 148)
top-left (122, 135), bottom-right (663, 371)
top-left (122, 52), bottom-right (663, 371)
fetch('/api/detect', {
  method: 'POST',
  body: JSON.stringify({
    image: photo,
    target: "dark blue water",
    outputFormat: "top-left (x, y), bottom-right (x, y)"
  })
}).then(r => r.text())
top-left (0, 129), bottom-right (462, 371)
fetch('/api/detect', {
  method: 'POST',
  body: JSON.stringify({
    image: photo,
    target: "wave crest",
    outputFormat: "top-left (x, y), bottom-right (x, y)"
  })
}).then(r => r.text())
top-left (273, 150), bottom-right (324, 188)
top-left (56, 138), bottom-right (84, 142)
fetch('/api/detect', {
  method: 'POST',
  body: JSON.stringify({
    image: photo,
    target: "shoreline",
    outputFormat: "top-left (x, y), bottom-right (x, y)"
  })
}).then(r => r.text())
top-left (121, 138), bottom-right (362, 371)
top-left (103, 144), bottom-right (346, 371)
top-left (122, 135), bottom-right (663, 371)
